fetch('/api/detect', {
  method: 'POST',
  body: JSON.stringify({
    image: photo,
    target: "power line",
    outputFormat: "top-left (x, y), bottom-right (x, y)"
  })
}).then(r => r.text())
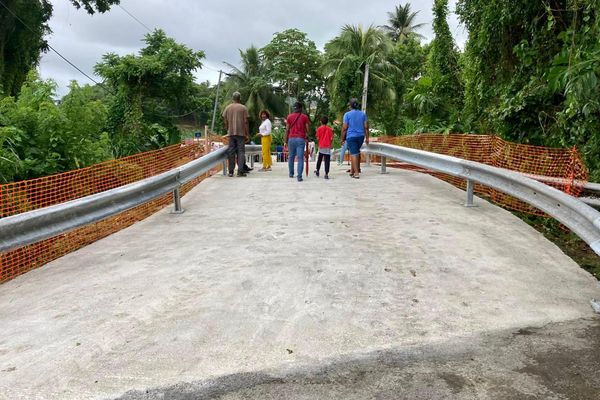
top-left (1, 0), bottom-right (222, 120)
top-left (115, 4), bottom-right (224, 81)
top-left (0, 0), bottom-right (114, 94)
top-left (118, 4), bottom-right (152, 32)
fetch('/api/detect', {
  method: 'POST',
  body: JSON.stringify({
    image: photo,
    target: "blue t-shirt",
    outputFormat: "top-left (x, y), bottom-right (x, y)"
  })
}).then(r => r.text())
top-left (343, 109), bottom-right (368, 138)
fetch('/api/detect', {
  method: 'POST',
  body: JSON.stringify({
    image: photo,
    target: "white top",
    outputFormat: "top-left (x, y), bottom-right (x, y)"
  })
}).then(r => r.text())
top-left (259, 119), bottom-right (272, 136)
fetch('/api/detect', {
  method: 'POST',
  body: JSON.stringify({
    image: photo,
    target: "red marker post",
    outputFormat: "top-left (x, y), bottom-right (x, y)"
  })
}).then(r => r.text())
top-left (305, 141), bottom-right (309, 176)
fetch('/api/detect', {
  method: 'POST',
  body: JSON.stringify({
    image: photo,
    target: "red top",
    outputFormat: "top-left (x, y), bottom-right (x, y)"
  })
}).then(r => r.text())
top-left (286, 113), bottom-right (310, 139)
top-left (316, 125), bottom-right (334, 148)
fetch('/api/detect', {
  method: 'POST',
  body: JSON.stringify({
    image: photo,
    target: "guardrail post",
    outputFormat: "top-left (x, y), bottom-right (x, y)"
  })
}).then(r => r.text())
top-left (381, 156), bottom-right (388, 174)
top-left (222, 160), bottom-right (227, 176)
top-left (366, 153), bottom-right (371, 167)
top-left (250, 154), bottom-right (254, 169)
top-left (171, 186), bottom-right (185, 214)
top-left (464, 179), bottom-right (475, 208)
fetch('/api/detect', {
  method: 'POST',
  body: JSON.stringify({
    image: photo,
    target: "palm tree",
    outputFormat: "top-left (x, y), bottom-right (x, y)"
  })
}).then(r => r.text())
top-left (381, 3), bottom-right (426, 43)
top-left (322, 25), bottom-right (397, 114)
top-left (224, 46), bottom-right (286, 134)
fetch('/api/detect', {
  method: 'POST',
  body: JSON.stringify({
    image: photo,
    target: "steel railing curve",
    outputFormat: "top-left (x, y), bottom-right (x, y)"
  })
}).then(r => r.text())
top-left (0, 145), bottom-right (262, 253)
top-left (363, 142), bottom-right (600, 256)
top-left (2, 142), bottom-right (598, 257)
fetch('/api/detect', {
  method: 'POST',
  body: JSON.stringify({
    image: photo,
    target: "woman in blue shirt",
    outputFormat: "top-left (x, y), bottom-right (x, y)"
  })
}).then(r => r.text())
top-left (341, 98), bottom-right (369, 179)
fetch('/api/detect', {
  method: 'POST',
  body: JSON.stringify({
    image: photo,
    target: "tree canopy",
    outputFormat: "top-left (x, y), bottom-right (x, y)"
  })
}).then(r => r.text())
top-left (380, 3), bottom-right (426, 42)
top-left (261, 28), bottom-right (322, 103)
top-left (2, 0), bottom-right (600, 184)
top-left (457, 0), bottom-right (600, 179)
top-left (323, 25), bottom-right (396, 115)
top-left (95, 29), bottom-right (205, 155)
top-left (0, 0), bottom-right (120, 96)
top-left (224, 46), bottom-right (286, 135)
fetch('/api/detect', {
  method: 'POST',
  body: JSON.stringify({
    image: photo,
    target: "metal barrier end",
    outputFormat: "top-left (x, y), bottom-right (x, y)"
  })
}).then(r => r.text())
top-left (591, 240), bottom-right (600, 257)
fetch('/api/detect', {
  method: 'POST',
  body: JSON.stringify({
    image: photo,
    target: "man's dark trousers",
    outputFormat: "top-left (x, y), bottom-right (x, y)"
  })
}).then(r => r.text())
top-left (227, 135), bottom-right (246, 174)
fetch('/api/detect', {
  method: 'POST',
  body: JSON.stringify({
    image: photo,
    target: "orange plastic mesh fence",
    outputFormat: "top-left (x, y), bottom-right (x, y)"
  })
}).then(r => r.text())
top-left (376, 134), bottom-right (588, 213)
top-left (0, 134), bottom-right (588, 283)
top-left (0, 139), bottom-right (221, 283)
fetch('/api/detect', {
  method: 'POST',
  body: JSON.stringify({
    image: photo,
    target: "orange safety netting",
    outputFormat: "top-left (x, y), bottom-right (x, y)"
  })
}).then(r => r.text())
top-left (0, 134), bottom-right (588, 284)
top-left (375, 134), bottom-right (588, 213)
top-left (0, 139), bottom-right (221, 284)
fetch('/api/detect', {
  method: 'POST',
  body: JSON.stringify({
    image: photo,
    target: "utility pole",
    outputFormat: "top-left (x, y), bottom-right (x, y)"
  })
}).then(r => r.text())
top-left (210, 70), bottom-right (223, 134)
top-left (362, 64), bottom-right (370, 166)
top-left (361, 63), bottom-right (370, 112)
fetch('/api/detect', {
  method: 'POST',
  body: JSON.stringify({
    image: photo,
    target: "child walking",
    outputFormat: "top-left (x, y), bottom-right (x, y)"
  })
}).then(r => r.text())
top-left (314, 116), bottom-right (334, 179)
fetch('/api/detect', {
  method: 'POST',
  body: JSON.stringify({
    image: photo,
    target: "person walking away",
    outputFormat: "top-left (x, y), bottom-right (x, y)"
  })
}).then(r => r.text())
top-left (257, 110), bottom-right (273, 171)
top-left (222, 91), bottom-right (249, 177)
top-left (341, 98), bottom-right (369, 179)
top-left (314, 116), bottom-right (334, 179)
top-left (285, 101), bottom-right (311, 182)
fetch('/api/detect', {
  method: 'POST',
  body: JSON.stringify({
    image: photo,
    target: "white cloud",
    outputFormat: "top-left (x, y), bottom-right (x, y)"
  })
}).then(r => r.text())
top-left (38, 0), bottom-right (466, 97)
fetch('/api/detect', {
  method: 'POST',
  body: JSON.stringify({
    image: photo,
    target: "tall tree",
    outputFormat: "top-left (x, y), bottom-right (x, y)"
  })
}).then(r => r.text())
top-left (406, 0), bottom-right (462, 130)
top-left (380, 3), bottom-right (426, 43)
top-left (323, 25), bottom-right (396, 115)
top-left (0, 0), bottom-right (120, 97)
top-left (0, 0), bottom-right (52, 96)
top-left (261, 29), bottom-right (322, 104)
top-left (224, 46), bottom-right (286, 135)
top-left (95, 29), bottom-right (205, 155)
top-left (376, 37), bottom-right (428, 134)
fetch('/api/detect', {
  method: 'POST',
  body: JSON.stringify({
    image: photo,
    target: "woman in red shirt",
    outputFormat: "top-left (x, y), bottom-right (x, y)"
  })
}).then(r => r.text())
top-left (285, 102), bottom-right (311, 182)
top-left (314, 116), bottom-right (334, 179)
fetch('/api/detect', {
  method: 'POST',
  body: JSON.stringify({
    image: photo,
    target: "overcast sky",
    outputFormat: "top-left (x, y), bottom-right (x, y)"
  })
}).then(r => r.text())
top-left (39, 0), bottom-right (466, 97)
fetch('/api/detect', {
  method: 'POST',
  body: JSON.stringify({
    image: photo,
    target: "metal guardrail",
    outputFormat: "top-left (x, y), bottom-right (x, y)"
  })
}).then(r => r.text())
top-left (363, 143), bottom-right (600, 256)
top-left (0, 145), bottom-right (261, 253)
top-left (2, 142), bottom-right (599, 257)
top-left (585, 182), bottom-right (600, 193)
top-left (580, 182), bottom-right (600, 209)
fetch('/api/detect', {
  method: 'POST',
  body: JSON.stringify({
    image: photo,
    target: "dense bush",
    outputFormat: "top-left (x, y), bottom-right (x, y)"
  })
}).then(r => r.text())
top-left (0, 73), bottom-right (110, 182)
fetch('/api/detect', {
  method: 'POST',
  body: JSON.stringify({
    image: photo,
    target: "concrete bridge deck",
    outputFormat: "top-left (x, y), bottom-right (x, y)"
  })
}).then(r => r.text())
top-left (0, 162), bottom-right (599, 399)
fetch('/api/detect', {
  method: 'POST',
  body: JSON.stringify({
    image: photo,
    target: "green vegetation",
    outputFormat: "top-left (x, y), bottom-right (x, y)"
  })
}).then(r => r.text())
top-left (0, 0), bottom-right (120, 97)
top-left (323, 25), bottom-right (396, 116)
top-left (0, 73), bottom-right (110, 182)
top-left (95, 29), bottom-right (206, 156)
top-left (406, 0), bottom-right (463, 131)
top-left (380, 3), bottom-right (426, 43)
top-left (457, 0), bottom-right (600, 180)
top-left (2, 1), bottom-right (598, 181)
top-left (223, 46), bottom-right (286, 136)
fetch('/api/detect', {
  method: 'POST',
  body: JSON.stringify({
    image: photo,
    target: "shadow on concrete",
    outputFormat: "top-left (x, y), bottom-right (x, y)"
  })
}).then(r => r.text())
top-left (117, 318), bottom-right (600, 400)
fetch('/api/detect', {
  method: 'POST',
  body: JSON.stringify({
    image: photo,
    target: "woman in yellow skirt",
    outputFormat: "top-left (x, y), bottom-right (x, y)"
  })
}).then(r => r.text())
top-left (258, 110), bottom-right (273, 171)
